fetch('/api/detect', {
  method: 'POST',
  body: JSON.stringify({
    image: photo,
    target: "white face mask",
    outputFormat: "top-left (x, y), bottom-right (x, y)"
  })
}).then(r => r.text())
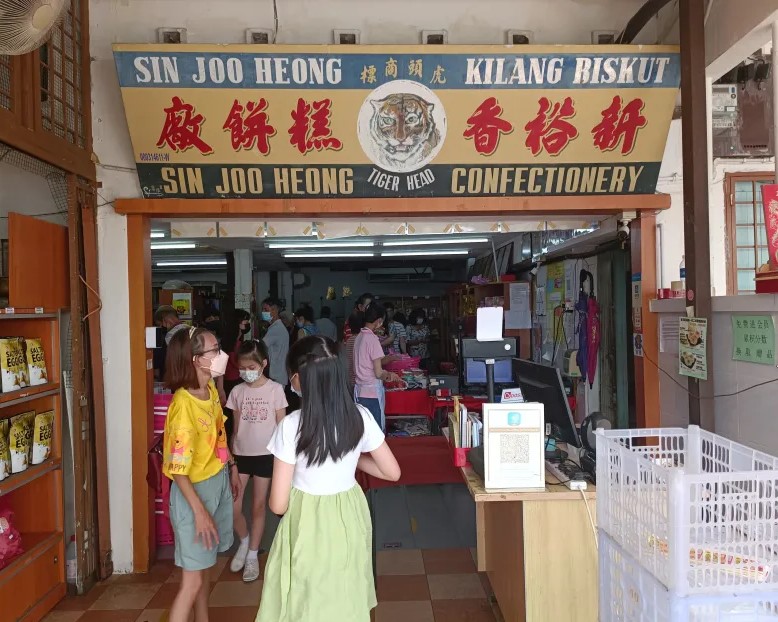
top-left (416, 318), bottom-right (424, 325)
top-left (240, 369), bottom-right (262, 383)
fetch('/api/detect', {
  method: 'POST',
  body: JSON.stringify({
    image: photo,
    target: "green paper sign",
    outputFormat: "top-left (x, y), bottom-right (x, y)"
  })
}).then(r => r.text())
top-left (732, 315), bottom-right (775, 366)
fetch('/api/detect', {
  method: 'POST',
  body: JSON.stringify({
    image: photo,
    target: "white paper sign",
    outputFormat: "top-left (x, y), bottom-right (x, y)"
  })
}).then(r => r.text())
top-left (477, 306), bottom-right (504, 342)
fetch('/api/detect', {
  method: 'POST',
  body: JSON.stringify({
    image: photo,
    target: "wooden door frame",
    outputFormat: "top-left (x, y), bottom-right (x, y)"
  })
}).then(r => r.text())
top-left (121, 194), bottom-right (668, 571)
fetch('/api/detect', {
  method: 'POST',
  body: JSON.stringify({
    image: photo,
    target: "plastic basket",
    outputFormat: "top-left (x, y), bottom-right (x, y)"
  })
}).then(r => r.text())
top-left (596, 425), bottom-right (778, 595)
top-left (600, 531), bottom-right (778, 621)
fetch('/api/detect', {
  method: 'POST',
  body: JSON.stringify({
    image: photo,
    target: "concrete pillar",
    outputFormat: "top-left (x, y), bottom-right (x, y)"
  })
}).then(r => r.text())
top-left (234, 249), bottom-right (253, 312)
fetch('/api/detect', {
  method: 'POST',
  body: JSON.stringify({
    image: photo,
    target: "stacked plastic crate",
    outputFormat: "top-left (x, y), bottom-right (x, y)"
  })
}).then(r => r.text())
top-left (596, 425), bottom-right (778, 621)
top-left (153, 391), bottom-right (174, 546)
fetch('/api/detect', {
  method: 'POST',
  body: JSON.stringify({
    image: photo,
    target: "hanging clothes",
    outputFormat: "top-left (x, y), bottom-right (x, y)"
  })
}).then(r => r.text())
top-left (586, 294), bottom-right (601, 388)
top-left (575, 269), bottom-right (594, 380)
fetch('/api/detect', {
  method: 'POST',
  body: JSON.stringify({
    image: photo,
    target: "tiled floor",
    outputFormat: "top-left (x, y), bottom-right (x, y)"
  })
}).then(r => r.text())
top-left (43, 548), bottom-right (499, 622)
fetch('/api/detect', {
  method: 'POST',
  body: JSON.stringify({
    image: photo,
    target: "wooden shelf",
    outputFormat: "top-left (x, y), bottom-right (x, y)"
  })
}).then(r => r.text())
top-left (0, 384), bottom-right (61, 409)
top-left (0, 312), bottom-right (59, 319)
top-left (0, 459), bottom-right (62, 498)
top-left (0, 531), bottom-right (61, 584)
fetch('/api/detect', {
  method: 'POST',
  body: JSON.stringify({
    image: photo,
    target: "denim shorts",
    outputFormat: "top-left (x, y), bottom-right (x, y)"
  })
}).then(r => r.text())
top-left (170, 466), bottom-right (234, 571)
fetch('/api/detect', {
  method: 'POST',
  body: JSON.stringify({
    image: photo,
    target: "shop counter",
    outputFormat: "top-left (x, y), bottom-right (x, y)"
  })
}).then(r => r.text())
top-left (461, 466), bottom-right (598, 622)
top-left (384, 389), bottom-right (434, 418)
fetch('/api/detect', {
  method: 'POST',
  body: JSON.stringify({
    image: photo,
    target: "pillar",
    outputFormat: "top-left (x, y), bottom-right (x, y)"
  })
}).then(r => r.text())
top-left (234, 248), bottom-right (253, 312)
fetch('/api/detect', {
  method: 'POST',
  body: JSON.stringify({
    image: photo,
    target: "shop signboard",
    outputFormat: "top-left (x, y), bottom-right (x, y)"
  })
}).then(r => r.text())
top-left (113, 44), bottom-right (680, 200)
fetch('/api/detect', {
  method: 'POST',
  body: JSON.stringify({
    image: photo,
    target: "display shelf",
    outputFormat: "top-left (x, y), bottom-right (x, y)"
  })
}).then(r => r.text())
top-left (0, 531), bottom-right (61, 583)
top-left (0, 459), bottom-right (62, 498)
top-left (0, 384), bottom-right (61, 410)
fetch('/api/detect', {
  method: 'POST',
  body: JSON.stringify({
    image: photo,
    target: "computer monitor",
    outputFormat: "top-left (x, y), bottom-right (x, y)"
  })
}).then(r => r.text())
top-left (512, 358), bottom-right (581, 448)
top-left (465, 358), bottom-right (513, 384)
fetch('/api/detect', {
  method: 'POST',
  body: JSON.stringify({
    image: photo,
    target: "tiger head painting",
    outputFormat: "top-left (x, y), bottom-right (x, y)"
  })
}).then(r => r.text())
top-left (369, 93), bottom-right (441, 172)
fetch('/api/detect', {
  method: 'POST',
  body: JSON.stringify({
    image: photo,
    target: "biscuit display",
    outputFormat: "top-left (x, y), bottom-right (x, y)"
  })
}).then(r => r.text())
top-left (31, 411), bottom-right (54, 465)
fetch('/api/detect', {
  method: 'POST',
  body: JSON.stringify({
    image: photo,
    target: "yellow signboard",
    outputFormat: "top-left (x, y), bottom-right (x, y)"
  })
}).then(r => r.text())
top-left (113, 44), bottom-right (680, 200)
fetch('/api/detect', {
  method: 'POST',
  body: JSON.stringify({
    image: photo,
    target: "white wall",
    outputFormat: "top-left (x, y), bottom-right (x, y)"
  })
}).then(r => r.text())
top-left (0, 161), bottom-right (67, 236)
top-left (90, 0), bottom-right (652, 571)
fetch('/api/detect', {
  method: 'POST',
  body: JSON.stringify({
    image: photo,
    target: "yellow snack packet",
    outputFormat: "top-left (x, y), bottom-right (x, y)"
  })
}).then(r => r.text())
top-left (25, 338), bottom-right (48, 386)
top-left (9, 411), bottom-right (34, 473)
top-left (32, 410), bottom-right (54, 465)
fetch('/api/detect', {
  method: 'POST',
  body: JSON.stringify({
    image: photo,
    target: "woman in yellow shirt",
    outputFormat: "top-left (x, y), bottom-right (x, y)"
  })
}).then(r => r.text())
top-left (163, 327), bottom-right (240, 622)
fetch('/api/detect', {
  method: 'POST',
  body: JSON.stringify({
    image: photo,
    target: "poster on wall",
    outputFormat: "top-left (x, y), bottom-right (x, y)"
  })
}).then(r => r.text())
top-left (679, 317), bottom-right (707, 380)
top-left (546, 262), bottom-right (565, 345)
top-left (172, 292), bottom-right (192, 319)
top-left (112, 44), bottom-right (680, 199)
top-left (731, 315), bottom-right (776, 366)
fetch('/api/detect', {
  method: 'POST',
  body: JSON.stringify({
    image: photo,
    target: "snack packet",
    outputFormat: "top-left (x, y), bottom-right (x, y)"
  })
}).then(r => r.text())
top-left (31, 411), bottom-right (54, 465)
top-left (0, 338), bottom-right (27, 392)
top-left (25, 339), bottom-right (48, 386)
top-left (9, 411), bottom-right (34, 473)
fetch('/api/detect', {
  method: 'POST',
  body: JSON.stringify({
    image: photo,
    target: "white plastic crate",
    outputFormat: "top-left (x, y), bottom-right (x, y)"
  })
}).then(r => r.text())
top-left (596, 425), bottom-right (778, 595)
top-left (600, 531), bottom-right (778, 621)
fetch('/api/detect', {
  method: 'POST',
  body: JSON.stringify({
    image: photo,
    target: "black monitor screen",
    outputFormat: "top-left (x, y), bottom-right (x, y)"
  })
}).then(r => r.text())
top-left (512, 358), bottom-right (581, 448)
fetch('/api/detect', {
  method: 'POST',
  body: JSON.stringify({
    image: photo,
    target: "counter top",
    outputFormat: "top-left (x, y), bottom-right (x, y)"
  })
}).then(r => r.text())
top-left (461, 465), bottom-right (596, 502)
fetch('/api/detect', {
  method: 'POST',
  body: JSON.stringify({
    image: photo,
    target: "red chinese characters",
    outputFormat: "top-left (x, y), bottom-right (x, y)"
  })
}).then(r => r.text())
top-left (592, 96), bottom-right (647, 155)
top-left (156, 96), bottom-right (213, 154)
top-left (223, 99), bottom-right (276, 154)
top-left (288, 98), bottom-right (342, 154)
top-left (524, 96), bottom-right (578, 156)
top-left (463, 97), bottom-right (513, 156)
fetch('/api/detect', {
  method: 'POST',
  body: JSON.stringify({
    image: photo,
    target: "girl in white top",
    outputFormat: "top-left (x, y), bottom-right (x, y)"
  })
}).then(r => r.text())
top-left (256, 335), bottom-right (401, 622)
top-left (226, 340), bottom-right (287, 583)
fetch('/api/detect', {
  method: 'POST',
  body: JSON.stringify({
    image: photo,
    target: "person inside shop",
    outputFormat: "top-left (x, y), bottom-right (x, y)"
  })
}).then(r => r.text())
top-left (153, 305), bottom-right (188, 381)
top-left (279, 310), bottom-right (295, 340)
top-left (406, 308), bottom-right (431, 368)
top-left (342, 292), bottom-right (373, 344)
top-left (353, 304), bottom-right (401, 430)
top-left (255, 335), bottom-right (400, 622)
top-left (294, 306), bottom-right (318, 342)
top-left (222, 309), bottom-right (252, 442)
top-left (162, 326), bottom-right (241, 622)
top-left (315, 305), bottom-right (338, 342)
top-left (342, 311), bottom-right (364, 393)
top-left (226, 339), bottom-right (287, 583)
top-left (261, 298), bottom-right (289, 387)
top-left (382, 303), bottom-right (407, 355)
top-left (202, 308), bottom-right (222, 340)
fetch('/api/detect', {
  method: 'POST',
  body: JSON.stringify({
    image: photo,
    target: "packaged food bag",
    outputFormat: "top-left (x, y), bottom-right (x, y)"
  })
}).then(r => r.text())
top-left (9, 411), bottom-right (34, 473)
top-left (25, 339), bottom-right (47, 386)
top-left (0, 338), bottom-right (28, 392)
top-left (0, 508), bottom-right (23, 570)
top-left (31, 411), bottom-right (54, 465)
top-left (0, 420), bottom-right (9, 481)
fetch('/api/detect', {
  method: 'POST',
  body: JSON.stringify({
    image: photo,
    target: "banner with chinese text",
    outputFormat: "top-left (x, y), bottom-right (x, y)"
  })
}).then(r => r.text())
top-left (113, 44), bottom-right (680, 200)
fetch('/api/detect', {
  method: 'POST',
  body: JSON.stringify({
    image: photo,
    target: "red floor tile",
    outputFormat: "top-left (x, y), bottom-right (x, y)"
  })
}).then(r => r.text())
top-left (53, 586), bottom-right (107, 611)
top-left (431, 598), bottom-right (496, 621)
top-left (421, 549), bottom-right (476, 575)
top-left (376, 574), bottom-right (431, 602)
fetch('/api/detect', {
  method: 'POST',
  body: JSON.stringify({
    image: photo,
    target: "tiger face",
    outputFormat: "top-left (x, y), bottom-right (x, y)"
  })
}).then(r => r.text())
top-left (370, 94), bottom-right (440, 168)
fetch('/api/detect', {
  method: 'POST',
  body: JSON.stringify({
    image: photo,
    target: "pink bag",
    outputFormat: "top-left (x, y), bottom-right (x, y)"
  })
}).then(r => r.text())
top-left (0, 507), bottom-right (23, 569)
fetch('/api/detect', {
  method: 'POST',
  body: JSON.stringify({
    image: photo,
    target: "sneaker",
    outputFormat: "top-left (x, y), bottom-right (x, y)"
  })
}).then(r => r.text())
top-left (230, 540), bottom-right (249, 573)
top-left (243, 557), bottom-right (260, 583)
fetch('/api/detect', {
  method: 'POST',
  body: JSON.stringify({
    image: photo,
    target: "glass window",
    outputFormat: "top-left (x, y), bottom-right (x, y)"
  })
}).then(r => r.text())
top-left (737, 248), bottom-right (756, 268)
top-left (736, 226), bottom-right (755, 246)
top-left (736, 204), bottom-right (755, 224)
top-left (735, 182), bottom-right (754, 202)
top-left (738, 270), bottom-right (756, 291)
top-left (730, 176), bottom-right (773, 294)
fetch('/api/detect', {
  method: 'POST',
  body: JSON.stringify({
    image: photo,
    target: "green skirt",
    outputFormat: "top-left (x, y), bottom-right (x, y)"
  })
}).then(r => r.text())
top-left (256, 484), bottom-right (376, 622)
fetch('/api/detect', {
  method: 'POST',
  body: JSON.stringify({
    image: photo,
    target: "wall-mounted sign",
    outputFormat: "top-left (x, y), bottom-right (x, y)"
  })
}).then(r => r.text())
top-left (732, 315), bottom-right (776, 366)
top-left (679, 317), bottom-right (707, 381)
top-left (113, 44), bottom-right (680, 200)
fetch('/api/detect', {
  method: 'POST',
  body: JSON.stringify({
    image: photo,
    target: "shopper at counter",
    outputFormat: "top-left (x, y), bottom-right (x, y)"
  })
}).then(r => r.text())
top-left (353, 305), bottom-right (400, 430)
top-left (261, 298), bottom-right (289, 387)
top-left (343, 311), bottom-right (364, 392)
top-left (315, 306), bottom-right (338, 342)
top-left (406, 308), bottom-right (431, 367)
top-left (294, 306), bottom-right (319, 341)
top-left (343, 292), bottom-right (373, 344)
top-left (384, 305), bottom-right (407, 355)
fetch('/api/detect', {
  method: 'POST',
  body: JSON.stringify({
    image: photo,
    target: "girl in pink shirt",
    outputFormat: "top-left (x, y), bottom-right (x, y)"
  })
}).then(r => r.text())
top-left (226, 340), bottom-right (287, 583)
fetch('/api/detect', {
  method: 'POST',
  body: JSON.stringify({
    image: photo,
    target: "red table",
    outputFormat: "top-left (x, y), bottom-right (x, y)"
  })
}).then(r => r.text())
top-left (384, 389), bottom-right (434, 418)
top-left (357, 436), bottom-right (463, 491)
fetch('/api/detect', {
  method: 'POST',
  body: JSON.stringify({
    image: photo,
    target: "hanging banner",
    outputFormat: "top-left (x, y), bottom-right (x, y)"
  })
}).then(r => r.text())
top-left (732, 315), bottom-right (776, 366)
top-left (679, 317), bottom-right (707, 381)
top-left (762, 184), bottom-right (778, 269)
top-left (113, 44), bottom-right (680, 200)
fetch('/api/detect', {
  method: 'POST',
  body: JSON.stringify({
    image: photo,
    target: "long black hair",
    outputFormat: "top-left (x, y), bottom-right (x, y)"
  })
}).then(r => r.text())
top-left (288, 335), bottom-right (364, 466)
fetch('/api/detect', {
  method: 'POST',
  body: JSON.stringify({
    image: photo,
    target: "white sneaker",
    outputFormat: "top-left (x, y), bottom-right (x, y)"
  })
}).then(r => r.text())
top-left (230, 540), bottom-right (249, 573)
top-left (243, 557), bottom-right (260, 583)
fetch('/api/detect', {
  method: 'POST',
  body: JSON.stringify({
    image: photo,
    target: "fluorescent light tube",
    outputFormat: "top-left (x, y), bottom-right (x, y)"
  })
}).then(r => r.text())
top-left (269, 241), bottom-right (374, 249)
top-left (151, 242), bottom-right (196, 250)
top-left (150, 231), bottom-right (166, 238)
top-left (283, 253), bottom-right (375, 259)
top-left (156, 260), bottom-right (227, 267)
top-left (383, 237), bottom-right (489, 247)
top-left (381, 250), bottom-right (469, 257)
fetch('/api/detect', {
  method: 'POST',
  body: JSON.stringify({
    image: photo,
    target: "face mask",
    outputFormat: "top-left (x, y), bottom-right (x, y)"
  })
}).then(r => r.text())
top-left (417, 318), bottom-right (424, 325)
top-left (200, 350), bottom-right (229, 378)
top-left (296, 321), bottom-right (304, 328)
top-left (290, 373), bottom-right (302, 397)
top-left (261, 311), bottom-right (272, 322)
top-left (240, 369), bottom-right (261, 383)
